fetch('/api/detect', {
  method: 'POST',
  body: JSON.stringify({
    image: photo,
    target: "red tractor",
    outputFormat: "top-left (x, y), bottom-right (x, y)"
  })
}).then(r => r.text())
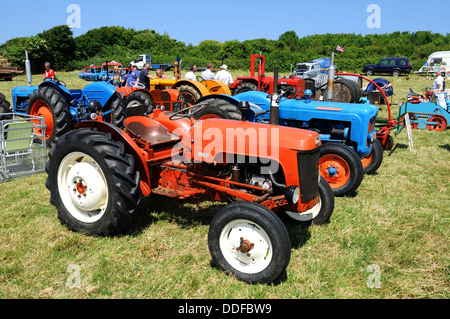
top-left (45, 102), bottom-right (334, 284)
top-left (229, 54), bottom-right (306, 97)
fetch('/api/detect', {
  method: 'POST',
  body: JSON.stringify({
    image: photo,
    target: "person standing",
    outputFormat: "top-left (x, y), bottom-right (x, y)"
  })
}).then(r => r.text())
top-left (44, 62), bottom-right (56, 81)
top-left (433, 71), bottom-right (447, 109)
top-left (201, 63), bottom-right (215, 80)
top-left (433, 71), bottom-right (444, 92)
top-left (214, 64), bottom-right (234, 86)
top-left (185, 65), bottom-right (197, 81)
top-left (138, 63), bottom-right (155, 90)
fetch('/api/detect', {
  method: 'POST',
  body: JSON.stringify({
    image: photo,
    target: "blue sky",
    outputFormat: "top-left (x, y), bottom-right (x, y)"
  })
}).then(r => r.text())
top-left (1, 0), bottom-right (449, 45)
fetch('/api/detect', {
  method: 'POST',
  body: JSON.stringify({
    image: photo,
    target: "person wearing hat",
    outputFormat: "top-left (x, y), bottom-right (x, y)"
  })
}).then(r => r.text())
top-left (214, 64), bottom-right (234, 86)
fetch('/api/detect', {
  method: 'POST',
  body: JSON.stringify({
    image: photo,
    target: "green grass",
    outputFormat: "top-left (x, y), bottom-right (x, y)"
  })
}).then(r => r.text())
top-left (0, 71), bottom-right (449, 299)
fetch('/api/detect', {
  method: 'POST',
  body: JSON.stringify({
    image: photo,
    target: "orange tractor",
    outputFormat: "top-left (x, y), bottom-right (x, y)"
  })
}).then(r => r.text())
top-left (45, 101), bottom-right (334, 284)
top-left (116, 61), bottom-right (231, 116)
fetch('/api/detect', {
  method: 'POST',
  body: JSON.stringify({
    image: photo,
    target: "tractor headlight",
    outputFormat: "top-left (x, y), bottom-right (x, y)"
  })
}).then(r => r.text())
top-left (368, 132), bottom-right (376, 144)
top-left (285, 185), bottom-right (300, 205)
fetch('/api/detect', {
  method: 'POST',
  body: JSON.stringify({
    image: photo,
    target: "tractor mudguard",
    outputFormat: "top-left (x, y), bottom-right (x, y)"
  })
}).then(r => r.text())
top-left (39, 82), bottom-right (74, 102)
top-left (172, 79), bottom-right (211, 97)
top-left (81, 81), bottom-right (117, 106)
top-left (203, 80), bottom-right (232, 95)
top-left (74, 120), bottom-right (152, 195)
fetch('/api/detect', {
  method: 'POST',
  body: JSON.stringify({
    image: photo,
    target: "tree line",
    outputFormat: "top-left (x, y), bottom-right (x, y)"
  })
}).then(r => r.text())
top-left (1, 25), bottom-right (449, 74)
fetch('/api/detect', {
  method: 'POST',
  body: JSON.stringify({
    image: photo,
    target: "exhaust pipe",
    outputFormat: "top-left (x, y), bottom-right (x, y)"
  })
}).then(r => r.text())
top-left (25, 51), bottom-right (32, 87)
top-left (269, 67), bottom-right (279, 125)
top-left (326, 52), bottom-right (335, 101)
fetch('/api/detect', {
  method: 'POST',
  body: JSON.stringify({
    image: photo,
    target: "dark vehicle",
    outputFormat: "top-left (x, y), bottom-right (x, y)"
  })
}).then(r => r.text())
top-left (362, 57), bottom-right (412, 77)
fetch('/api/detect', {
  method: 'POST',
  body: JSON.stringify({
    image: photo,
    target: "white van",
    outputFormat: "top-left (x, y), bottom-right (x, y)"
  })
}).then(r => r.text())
top-left (415, 51), bottom-right (450, 75)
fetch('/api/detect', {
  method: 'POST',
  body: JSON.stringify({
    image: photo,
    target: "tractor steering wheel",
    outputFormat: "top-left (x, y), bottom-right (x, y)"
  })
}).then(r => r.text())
top-left (169, 102), bottom-right (209, 120)
top-left (43, 78), bottom-right (66, 87)
top-left (196, 76), bottom-right (207, 87)
top-left (129, 81), bottom-right (146, 89)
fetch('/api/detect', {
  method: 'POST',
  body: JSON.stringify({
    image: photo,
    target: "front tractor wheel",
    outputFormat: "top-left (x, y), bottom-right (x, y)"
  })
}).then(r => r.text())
top-left (45, 129), bottom-right (142, 236)
top-left (361, 139), bottom-right (384, 175)
top-left (208, 202), bottom-right (291, 284)
top-left (284, 176), bottom-right (334, 225)
top-left (319, 143), bottom-right (364, 196)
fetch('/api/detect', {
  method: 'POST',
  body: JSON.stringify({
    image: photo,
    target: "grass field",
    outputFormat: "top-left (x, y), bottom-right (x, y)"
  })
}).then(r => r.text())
top-left (0, 70), bottom-right (448, 299)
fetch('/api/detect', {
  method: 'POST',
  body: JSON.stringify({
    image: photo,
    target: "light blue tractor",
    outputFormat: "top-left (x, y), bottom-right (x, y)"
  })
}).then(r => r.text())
top-left (10, 52), bottom-right (125, 145)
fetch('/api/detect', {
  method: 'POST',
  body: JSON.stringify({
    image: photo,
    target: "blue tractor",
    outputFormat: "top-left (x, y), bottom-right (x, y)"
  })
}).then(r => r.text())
top-left (10, 53), bottom-right (125, 145)
top-left (194, 86), bottom-right (382, 197)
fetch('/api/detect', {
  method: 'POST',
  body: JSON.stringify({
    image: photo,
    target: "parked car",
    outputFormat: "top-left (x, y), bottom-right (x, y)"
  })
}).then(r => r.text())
top-left (294, 62), bottom-right (322, 78)
top-left (362, 57), bottom-right (412, 77)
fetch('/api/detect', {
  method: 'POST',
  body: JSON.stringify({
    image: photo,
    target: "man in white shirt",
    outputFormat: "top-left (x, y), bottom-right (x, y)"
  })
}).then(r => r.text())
top-left (433, 71), bottom-right (444, 91)
top-left (214, 64), bottom-right (234, 86)
top-left (185, 65), bottom-right (197, 81)
top-left (433, 71), bottom-right (447, 109)
top-left (201, 63), bottom-right (215, 80)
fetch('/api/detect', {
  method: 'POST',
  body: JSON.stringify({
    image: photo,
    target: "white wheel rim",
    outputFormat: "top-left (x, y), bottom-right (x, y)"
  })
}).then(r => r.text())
top-left (219, 219), bottom-right (273, 274)
top-left (57, 152), bottom-right (109, 223)
top-left (286, 193), bottom-right (322, 222)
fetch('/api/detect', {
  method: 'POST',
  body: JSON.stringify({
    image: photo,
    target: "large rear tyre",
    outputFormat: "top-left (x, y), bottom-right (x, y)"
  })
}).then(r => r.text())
top-left (361, 139), bottom-right (384, 175)
top-left (45, 129), bottom-right (142, 236)
top-left (208, 202), bottom-right (291, 284)
top-left (0, 92), bottom-right (11, 120)
top-left (193, 98), bottom-right (241, 120)
top-left (284, 176), bottom-right (335, 225)
top-left (27, 86), bottom-right (71, 146)
top-left (177, 84), bottom-right (201, 106)
top-left (319, 143), bottom-right (364, 196)
top-left (233, 82), bottom-right (258, 95)
top-left (103, 92), bottom-right (126, 128)
top-left (123, 91), bottom-right (154, 116)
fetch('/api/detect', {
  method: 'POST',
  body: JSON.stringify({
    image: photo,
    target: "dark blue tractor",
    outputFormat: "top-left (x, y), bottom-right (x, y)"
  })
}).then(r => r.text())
top-left (11, 79), bottom-right (125, 146)
top-left (194, 89), bottom-right (382, 197)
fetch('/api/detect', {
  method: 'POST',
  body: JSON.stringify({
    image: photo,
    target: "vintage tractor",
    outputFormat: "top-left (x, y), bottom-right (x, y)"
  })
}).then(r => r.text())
top-left (45, 102), bottom-right (335, 284)
top-left (116, 61), bottom-right (233, 115)
top-left (194, 70), bottom-right (381, 197)
top-left (11, 53), bottom-right (125, 145)
top-left (229, 54), bottom-right (306, 97)
top-left (401, 88), bottom-right (449, 131)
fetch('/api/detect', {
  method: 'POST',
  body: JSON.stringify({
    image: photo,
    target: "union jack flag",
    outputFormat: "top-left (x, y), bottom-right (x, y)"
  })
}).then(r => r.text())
top-left (336, 45), bottom-right (344, 52)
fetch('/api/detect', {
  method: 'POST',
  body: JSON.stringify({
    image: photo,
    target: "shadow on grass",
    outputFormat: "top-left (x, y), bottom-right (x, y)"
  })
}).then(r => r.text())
top-left (387, 142), bottom-right (408, 156)
top-left (438, 144), bottom-right (450, 152)
top-left (128, 195), bottom-right (314, 249)
top-left (126, 195), bottom-right (225, 235)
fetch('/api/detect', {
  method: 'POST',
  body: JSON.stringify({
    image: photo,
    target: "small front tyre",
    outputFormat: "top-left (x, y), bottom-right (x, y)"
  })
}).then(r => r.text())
top-left (208, 202), bottom-right (291, 284)
top-left (284, 176), bottom-right (334, 225)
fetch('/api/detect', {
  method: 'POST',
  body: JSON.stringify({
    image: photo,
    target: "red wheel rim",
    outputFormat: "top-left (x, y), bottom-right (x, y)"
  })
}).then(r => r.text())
top-left (319, 154), bottom-right (351, 189)
top-left (30, 100), bottom-right (53, 140)
top-left (179, 92), bottom-right (197, 107)
top-left (426, 115), bottom-right (447, 131)
top-left (399, 113), bottom-right (418, 129)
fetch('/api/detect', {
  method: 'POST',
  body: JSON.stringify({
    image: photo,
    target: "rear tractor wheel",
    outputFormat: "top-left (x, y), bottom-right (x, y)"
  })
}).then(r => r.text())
top-left (45, 129), bottom-right (142, 236)
top-left (27, 86), bottom-right (71, 146)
